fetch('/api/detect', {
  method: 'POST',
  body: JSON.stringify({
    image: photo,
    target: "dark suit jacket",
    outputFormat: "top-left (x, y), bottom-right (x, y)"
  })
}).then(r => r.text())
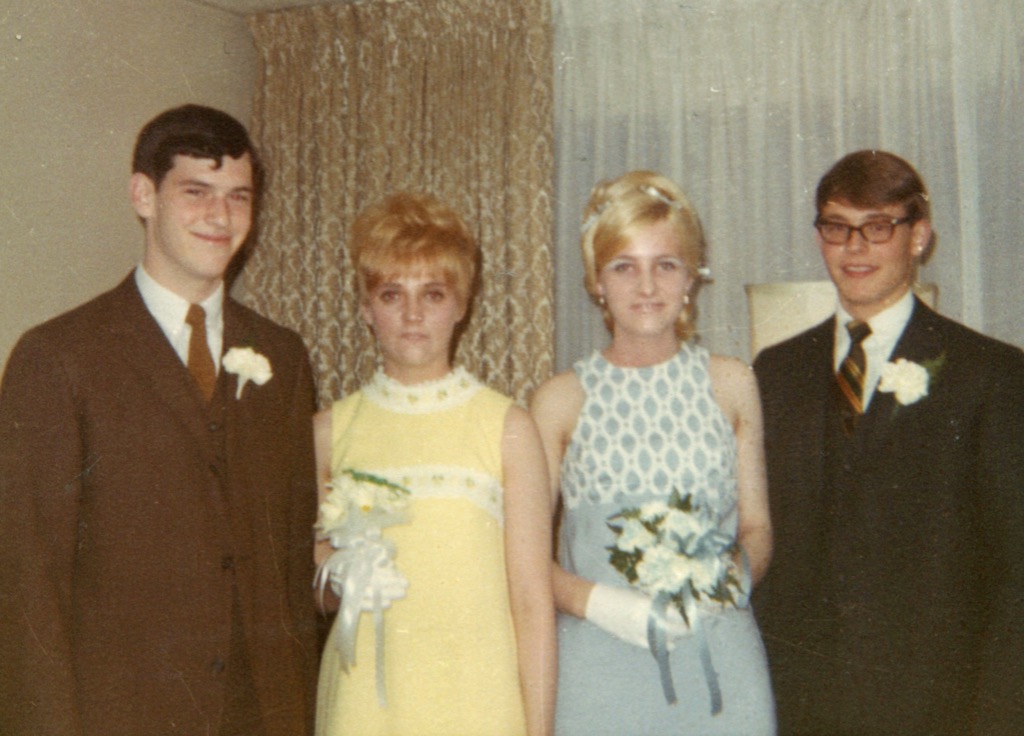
top-left (753, 298), bottom-right (1024, 736)
top-left (0, 275), bottom-right (319, 735)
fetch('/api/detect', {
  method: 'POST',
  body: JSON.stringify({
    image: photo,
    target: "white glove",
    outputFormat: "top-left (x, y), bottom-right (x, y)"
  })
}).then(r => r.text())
top-left (585, 584), bottom-right (690, 651)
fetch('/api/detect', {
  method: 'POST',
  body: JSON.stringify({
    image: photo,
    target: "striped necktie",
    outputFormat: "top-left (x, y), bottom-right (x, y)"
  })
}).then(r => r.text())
top-left (836, 320), bottom-right (871, 431)
top-left (186, 304), bottom-right (216, 402)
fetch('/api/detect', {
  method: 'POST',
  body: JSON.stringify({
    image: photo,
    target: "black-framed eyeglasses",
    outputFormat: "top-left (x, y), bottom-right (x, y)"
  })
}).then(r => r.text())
top-left (814, 216), bottom-right (912, 245)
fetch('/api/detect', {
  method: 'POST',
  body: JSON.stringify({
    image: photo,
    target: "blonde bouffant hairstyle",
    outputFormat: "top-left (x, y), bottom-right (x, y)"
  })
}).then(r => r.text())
top-left (580, 170), bottom-right (707, 341)
top-left (349, 192), bottom-right (479, 313)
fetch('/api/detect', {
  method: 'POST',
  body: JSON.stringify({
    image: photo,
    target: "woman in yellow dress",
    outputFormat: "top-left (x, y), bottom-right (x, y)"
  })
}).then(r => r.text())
top-left (313, 192), bottom-right (555, 736)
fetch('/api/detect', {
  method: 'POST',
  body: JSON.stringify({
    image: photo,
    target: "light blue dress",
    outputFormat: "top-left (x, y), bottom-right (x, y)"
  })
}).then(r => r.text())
top-left (556, 346), bottom-right (775, 735)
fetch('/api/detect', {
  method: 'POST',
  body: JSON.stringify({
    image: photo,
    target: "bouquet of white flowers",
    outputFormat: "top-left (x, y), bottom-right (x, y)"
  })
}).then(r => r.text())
top-left (606, 490), bottom-right (748, 713)
top-left (315, 468), bottom-right (411, 706)
top-left (317, 469), bottom-right (410, 545)
top-left (607, 490), bottom-right (746, 611)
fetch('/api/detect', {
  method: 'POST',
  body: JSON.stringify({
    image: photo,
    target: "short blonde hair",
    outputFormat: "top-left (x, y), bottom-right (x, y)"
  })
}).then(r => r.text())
top-left (349, 192), bottom-right (479, 311)
top-left (580, 170), bottom-right (706, 340)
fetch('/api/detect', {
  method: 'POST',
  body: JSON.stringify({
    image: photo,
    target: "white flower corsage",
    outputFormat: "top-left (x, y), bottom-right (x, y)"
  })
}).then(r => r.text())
top-left (222, 346), bottom-right (273, 399)
top-left (315, 469), bottom-right (411, 707)
top-left (877, 354), bottom-right (945, 406)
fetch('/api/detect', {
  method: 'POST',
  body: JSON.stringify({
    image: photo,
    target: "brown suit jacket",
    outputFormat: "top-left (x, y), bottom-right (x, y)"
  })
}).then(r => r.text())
top-left (0, 274), bottom-right (319, 735)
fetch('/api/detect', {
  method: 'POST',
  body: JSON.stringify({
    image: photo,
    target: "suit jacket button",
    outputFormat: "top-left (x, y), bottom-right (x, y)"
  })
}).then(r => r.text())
top-left (207, 421), bottom-right (222, 432)
top-left (221, 555), bottom-right (235, 571)
top-left (211, 657), bottom-right (225, 674)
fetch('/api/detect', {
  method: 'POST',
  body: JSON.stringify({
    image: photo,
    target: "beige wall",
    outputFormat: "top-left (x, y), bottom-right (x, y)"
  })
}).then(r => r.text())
top-left (0, 0), bottom-right (256, 367)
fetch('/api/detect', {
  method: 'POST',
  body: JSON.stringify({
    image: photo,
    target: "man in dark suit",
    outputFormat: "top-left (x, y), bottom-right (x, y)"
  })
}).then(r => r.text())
top-left (0, 105), bottom-right (318, 735)
top-left (753, 150), bottom-right (1024, 736)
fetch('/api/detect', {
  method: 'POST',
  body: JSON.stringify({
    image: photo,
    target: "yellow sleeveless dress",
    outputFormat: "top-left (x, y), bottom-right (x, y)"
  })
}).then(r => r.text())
top-left (315, 368), bottom-right (527, 736)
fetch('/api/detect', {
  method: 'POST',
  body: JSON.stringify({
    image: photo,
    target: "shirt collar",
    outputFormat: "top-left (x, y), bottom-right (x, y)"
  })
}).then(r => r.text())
top-left (835, 289), bottom-right (914, 346)
top-left (134, 265), bottom-right (224, 338)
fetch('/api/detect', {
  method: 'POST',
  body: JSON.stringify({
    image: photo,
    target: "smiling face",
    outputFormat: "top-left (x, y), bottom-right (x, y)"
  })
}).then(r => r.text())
top-left (132, 153), bottom-right (253, 303)
top-left (817, 199), bottom-right (931, 321)
top-left (361, 269), bottom-right (466, 385)
top-left (597, 219), bottom-right (694, 348)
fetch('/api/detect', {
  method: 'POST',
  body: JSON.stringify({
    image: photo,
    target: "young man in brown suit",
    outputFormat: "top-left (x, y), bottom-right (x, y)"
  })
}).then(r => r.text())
top-left (0, 105), bottom-right (319, 735)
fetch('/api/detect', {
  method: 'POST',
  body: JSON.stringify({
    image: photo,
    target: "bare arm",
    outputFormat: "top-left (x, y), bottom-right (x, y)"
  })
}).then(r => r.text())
top-left (501, 405), bottom-right (557, 736)
top-left (312, 407), bottom-right (339, 612)
top-left (529, 373), bottom-right (596, 619)
top-left (709, 355), bottom-right (773, 586)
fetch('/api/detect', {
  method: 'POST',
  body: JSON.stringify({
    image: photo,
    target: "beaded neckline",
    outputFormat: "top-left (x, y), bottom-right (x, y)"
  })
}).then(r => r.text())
top-left (362, 366), bottom-right (481, 414)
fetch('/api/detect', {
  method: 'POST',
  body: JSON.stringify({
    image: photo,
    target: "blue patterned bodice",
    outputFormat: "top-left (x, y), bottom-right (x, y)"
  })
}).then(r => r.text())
top-left (558, 344), bottom-right (739, 585)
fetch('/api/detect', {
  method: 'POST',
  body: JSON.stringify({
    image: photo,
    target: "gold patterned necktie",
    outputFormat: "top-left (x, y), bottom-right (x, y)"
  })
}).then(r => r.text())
top-left (186, 304), bottom-right (216, 402)
top-left (836, 320), bottom-right (872, 431)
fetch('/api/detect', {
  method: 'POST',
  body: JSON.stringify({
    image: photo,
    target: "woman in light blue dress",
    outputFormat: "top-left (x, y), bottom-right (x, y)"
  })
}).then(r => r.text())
top-left (531, 171), bottom-right (775, 735)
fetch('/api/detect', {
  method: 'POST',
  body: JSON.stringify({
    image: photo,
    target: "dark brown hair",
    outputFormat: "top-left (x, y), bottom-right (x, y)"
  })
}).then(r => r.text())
top-left (816, 150), bottom-right (930, 221)
top-left (132, 104), bottom-right (262, 195)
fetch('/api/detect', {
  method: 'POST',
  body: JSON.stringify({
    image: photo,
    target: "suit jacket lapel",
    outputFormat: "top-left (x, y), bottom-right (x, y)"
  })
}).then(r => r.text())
top-left (219, 298), bottom-right (269, 415)
top-left (885, 297), bottom-right (946, 365)
top-left (853, 298), bottom-right (943, 453)
top-left (100, 275), bottom-right (218, 460)
top-left (218, 300), bottom-right (259, 499)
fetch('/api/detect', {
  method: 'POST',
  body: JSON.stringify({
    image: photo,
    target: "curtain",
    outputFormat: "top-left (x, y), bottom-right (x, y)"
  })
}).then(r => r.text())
top-left (244, 0), bottom-right (554, 407)
top-left (553, 0), bottom-right (1023, 369)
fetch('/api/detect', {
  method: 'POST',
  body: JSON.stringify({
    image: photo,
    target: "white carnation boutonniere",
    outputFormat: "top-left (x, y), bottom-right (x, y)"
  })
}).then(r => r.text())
top-left (878, 353), bottom-right (945, 407)
top-left (222, 346), bottom-right (273, 399)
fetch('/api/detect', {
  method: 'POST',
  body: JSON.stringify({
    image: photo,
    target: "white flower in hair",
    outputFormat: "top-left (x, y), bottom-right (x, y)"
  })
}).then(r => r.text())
top-left (640, 184), bottom-right (682, 209)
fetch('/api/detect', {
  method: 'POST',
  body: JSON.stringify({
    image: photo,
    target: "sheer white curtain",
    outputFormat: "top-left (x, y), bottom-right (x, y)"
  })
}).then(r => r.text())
top-left (553, 0), bottom-right (1023, 369)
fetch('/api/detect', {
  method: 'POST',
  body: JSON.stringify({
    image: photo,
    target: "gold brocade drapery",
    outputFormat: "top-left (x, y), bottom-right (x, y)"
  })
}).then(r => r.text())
top-left (243, 0), bottom-right (554, 407)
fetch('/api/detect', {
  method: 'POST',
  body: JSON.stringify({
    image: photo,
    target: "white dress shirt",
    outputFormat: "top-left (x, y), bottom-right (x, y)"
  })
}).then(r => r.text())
top-left (832, 290), bottom-right (914, 409)
top-left (135, 266), bottom-right (225, 372)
